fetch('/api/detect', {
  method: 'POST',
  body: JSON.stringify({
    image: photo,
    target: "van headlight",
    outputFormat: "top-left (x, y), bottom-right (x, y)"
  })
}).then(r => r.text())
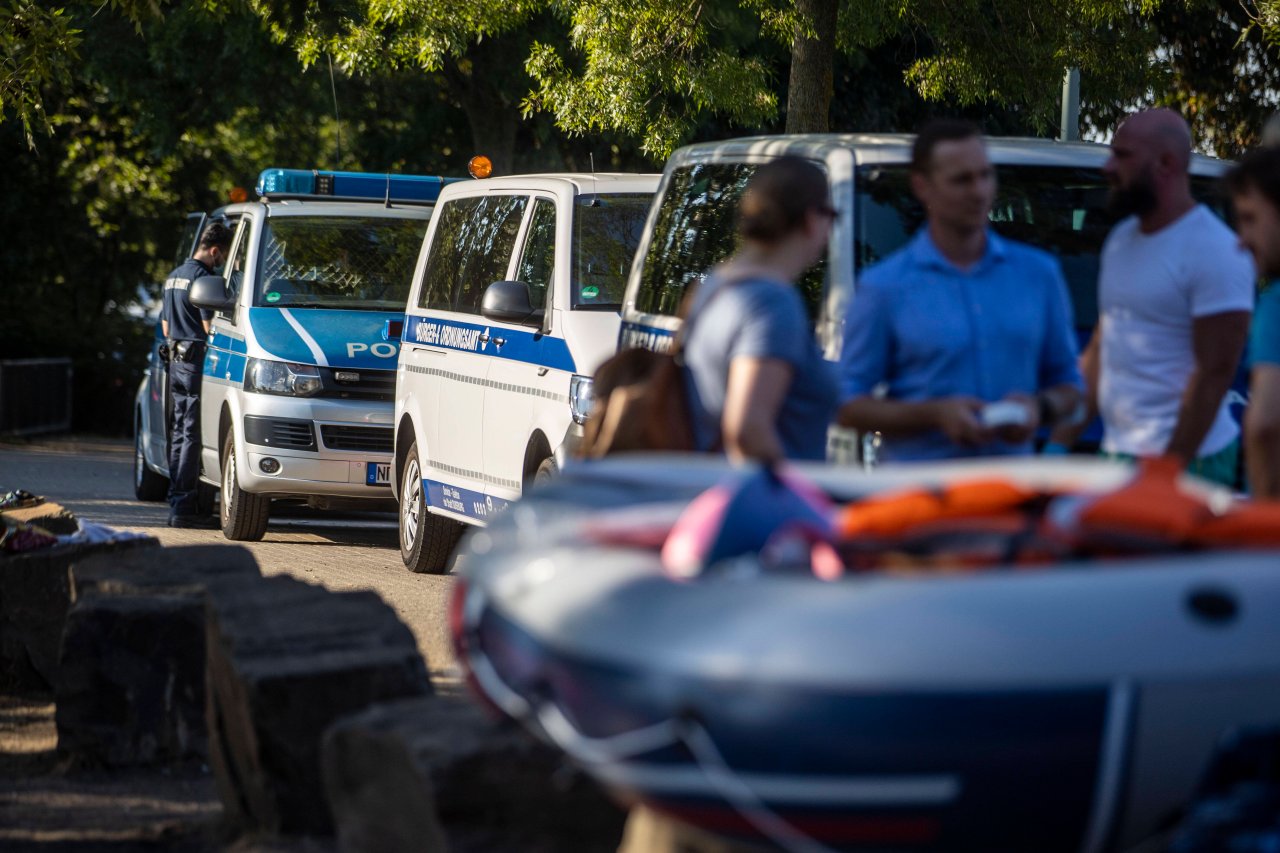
top-left (244, 358), bottom-right (323, 397)
top-left (569, 374), bottom-right (593, 425)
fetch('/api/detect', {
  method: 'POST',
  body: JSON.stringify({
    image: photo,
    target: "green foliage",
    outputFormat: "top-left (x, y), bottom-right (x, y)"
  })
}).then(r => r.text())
top-left (0, 0), bottom-right (472, 433)
top-left (525, 0), bottom-right (777, 159)
top-left (522, 0), bottom-right (1162, 156)
top-left (897, 1), bottom-right (1159, 133)
top-left (1, 3), bottom-right (81, 147)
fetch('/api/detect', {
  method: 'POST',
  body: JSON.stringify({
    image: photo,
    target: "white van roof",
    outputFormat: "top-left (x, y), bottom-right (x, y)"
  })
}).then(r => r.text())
top-left (437, 173), bottom-right (661, 198)
top-left (666, 133), bottom-right (1228, 175)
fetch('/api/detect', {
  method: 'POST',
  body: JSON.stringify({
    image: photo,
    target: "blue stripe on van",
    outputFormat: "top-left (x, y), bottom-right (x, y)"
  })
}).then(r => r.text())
top-left (208, 331), bottom-right (248, 354)
top-left (424, 478), bottom-right (510, 522)
top-left (203, 348), bottom-right (247, 384)
top-left (619, 320), bottom-right (676, 353)
top-left (404, 315), bottom-right (577, 373)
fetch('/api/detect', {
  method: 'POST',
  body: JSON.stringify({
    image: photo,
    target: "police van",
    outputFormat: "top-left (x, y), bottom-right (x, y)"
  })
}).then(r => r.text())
top-left (391, 170), bottom-right (659, 572)
top-left (618, 133), bottom-right (1234, 460)
top-left (187, 168), bottom-right (445, 540)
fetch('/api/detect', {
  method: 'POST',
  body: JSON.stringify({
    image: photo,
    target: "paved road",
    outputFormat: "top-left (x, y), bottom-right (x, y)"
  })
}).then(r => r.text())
top-left (0, 435), bottom-right (461, 679)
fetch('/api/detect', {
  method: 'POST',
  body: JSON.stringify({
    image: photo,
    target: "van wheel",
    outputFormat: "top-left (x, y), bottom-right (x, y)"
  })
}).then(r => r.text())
top-left (133, 423), bottom-right (169, 502)
top-left (400, 443), bottom-right (464, 574)
top-left (220, 430), bottom-right (269, 541)
top-left (532, 457), bottom-right (556, 488)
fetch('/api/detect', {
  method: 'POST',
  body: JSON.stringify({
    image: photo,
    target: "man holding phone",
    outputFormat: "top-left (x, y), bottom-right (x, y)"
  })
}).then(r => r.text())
top-left (837, 119), bottom-right (1084, 460)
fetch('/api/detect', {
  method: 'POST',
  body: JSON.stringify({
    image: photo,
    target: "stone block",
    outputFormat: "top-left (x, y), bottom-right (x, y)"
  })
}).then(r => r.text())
top-left (0, 536), bottom-right (158, 692)
top-left (322, 692), bottom-right (626, 853)
top-left (205, 576), bottom-right (432, 837)
top-left (55, 545), bottom-right (261, 767)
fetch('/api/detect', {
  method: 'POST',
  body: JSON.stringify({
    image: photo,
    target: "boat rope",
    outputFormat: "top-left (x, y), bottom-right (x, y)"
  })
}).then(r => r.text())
top-left (535, 701), bottom-right (684, 763)
top-left (532, 700), bottom-right (839, 853)
top-left (680, 719), bottom-right (843, 853)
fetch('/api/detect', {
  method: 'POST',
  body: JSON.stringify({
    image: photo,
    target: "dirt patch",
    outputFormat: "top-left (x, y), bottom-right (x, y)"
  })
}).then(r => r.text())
top-left (0, 693), bottom-right (225, 850)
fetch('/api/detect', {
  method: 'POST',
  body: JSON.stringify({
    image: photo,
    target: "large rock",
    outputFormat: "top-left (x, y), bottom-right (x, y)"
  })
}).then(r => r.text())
top-left (0, 536), bottom-right (158, 692)
top-left (55, 545), bottom-right (261, 767)
top-left (322, 692), bottom-right (627, 853)
top-left (205, 576), bottom-right (432, 836)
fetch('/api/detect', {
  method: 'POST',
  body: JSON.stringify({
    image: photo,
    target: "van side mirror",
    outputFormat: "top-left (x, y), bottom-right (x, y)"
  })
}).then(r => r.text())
top-left (190, 275), bottom-right (234, 311)
top-left (481, 281), bottom-right (544, 326)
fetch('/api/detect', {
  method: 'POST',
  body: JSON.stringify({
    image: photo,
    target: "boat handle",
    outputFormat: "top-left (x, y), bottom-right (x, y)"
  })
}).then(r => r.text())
top-left (1186, 586), bottom-right (1239, 626)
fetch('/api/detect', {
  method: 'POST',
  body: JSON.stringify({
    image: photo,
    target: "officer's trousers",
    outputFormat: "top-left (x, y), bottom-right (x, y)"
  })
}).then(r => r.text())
top-left (167, 360), bottom-right (203, 516)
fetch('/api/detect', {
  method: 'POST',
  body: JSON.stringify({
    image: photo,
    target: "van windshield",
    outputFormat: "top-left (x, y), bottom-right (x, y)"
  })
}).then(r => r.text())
top-left (256, 215), bottom-right (428, 311)
top-left (631, 163), bottom-right (826, 318)
top-left (572, 194), bottom-right (653, 309)
top-left (632, 161), bottom-right (1224, 329)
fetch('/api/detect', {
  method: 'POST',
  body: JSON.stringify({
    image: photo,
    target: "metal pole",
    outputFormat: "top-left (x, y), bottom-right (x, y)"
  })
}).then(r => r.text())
top-left (1061, 68), bottom-right (1081, 142)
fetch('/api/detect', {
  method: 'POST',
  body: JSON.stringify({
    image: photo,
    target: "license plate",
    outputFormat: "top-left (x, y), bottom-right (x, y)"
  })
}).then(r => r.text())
top-left (366, 462), bottom-right (391, 487)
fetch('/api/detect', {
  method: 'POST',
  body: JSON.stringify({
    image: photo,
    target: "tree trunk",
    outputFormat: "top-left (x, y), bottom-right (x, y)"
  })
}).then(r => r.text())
top-left (785, 0), bottom-right (839, 134)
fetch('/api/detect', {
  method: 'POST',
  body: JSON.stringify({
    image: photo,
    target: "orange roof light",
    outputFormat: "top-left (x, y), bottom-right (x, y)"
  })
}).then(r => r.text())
top-left (228, 186), bottom-right (249, 203)
top-left (468, 155), bottom-right (493, 180)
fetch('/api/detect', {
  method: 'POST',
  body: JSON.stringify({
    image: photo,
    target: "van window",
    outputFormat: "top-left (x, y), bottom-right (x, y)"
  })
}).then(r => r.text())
top-left (632, 164), bottom-right (826, 318)
top-left (419, 195), bottom-right (529, 314)
top-left (257, 215), bottom-right (426, 311)
top-left (516, 198), bottom-right (556, 311)
top-left (855, 165), bottom-right (1227, 329)
top-left (224, 218), bottom-right (250, 309)
top-left (573, 194), bottom-right (651, 309)
top-left (174, 214), bottom-right (204, 268)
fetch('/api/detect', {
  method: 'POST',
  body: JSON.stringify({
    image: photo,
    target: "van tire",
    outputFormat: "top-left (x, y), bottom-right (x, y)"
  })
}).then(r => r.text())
top-left (220, 430), bottom-right (270, 541)
top-left (399, 443), bottom-right (463, 574)
top-left (133, 423), bottom-right (169, 502)
top-left (532, 457), bottom-right (556, 488)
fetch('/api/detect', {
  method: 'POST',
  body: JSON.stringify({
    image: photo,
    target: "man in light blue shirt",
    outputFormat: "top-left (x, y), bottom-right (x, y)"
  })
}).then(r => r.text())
top-left (837, 120), bottom-right (1084, 461)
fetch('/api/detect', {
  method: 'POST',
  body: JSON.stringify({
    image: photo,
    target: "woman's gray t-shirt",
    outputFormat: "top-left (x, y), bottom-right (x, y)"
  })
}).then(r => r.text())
top-left (682, 276), bottom-right (838, 460)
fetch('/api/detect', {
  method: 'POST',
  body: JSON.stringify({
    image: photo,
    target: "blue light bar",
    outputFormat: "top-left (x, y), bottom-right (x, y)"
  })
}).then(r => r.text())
top-left (255, 169), bottom-right (452, 203)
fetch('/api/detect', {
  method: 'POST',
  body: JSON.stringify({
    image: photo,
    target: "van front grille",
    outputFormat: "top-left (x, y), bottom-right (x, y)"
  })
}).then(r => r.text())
top-left (243, 415), bottom-right (316, 451)
top-left (320, 425), bottom-right (393, 453)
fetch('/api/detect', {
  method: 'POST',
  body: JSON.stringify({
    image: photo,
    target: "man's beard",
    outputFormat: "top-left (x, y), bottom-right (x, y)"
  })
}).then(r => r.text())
top-left (1108, 170), bottom-right (1158, 217)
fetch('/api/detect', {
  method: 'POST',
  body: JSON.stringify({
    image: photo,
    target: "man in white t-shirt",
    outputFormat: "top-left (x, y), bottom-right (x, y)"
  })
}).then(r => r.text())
top-left (1050, 109), bottom-right (1255, 486)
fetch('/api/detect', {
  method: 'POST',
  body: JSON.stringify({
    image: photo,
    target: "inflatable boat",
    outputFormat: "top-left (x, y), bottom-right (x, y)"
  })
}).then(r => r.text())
top-left (450, 456), bottom-right (1280, 852)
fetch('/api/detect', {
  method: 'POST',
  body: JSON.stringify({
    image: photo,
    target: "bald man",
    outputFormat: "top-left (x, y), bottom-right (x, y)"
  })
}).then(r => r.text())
top-left (1051, 109), bottom-right (1255, 485)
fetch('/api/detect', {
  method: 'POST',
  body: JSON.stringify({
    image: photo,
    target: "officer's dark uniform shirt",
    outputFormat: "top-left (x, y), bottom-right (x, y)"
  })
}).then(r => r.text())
top-left (162, 258), bottom-right (214, 341)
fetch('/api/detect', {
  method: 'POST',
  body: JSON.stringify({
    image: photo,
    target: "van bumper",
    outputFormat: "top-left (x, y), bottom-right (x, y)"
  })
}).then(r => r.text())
top-left (554, 421), bottom-right (586, 469)
top-left (234, 394), bottom-right (394, 500)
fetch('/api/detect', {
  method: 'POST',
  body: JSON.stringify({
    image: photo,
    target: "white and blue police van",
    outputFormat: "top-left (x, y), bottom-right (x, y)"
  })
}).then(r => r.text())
top-left (390, 170), bottom-right (659, 572)
top-left (187, 168), bottom-right (446, 540)
top-left (617, 134), bottom-right (1234, 462)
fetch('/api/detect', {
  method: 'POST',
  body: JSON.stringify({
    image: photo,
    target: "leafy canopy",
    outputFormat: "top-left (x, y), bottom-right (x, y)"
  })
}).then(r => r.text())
top-left (238, 0), bottom-right (1165, 158)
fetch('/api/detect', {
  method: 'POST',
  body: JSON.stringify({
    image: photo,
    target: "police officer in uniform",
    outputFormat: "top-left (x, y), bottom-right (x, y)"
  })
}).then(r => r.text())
top-left (161, 220), bottom-right (232, 528)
